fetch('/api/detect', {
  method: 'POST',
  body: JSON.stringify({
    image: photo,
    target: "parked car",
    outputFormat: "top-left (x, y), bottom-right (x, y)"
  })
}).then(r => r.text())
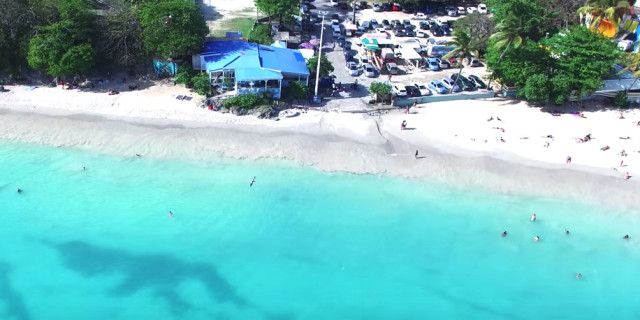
top-left (450, 74), bottom-right (477, 91)
top-left (392, 83), bottom-right (407, 96)
top-left (441, 26), bottom-right (451, 35)
top-left (457, 7), bottom-right (466, 15)
top-left (358, 55), bottom-right (370, 66)
top-left (428, 80), bottom-right (448, 94)
top-left (394, 29), bottom-right (405, 37)
top-left (417, 30), bottom-right (429, 38)
top-left (363, 63), bottom-right (377, 77)
top-left (331, 13), bottom-right (340, 20)
top-left (402, 5), bottom-right (414, 13)
top-left (468, 57), bottom-right (481, 67)
top-left (478, 3), bottom-right (488, 14)
top-left (426, 58), bottom-right (440, 71)
top-left (403, 19), bottom-right (412, 26)
top-left (361, 20), bottom-right (371, 30)
top-left (403, 27), bottom-right (414, 37)
top-left (442, 77), bottom-right (462, 92)
top-left (370, 19), bottom-right (379, 29)
top-left (386, 62), bottom-right (399, 74)
top-left (331, 19), bottom-right (340, 27)
top-left (358, 1), bottom-right (368, 9)
top-left (436, 7), bottom-right (446, 15)
top-left (468, 75), bottom-right (488, 89)
top-left (345, 61), bottom-right (360, 76)
top-left (405, 85), bottom-right (421, 97)
top-left (382, 19), bottom-right (391, 29)
top-left (330, 0), bottom-right (339, 7)
top-left (373, 3), bottom-right (381, 11)
top-left (431, 26), bottom-right (444, 37)
top-left (392, 19), bottom-right (402, 26)
top-left (381, 2), bottom-right (391, 11)
top-left (392, 3), bottom-right (402, 11)
top-left (309, 12), bottom-right (319, 22)
top-left (435, 58), bottom-right (449, 69)
top-left (447, 8), bottom-right (457, 16)
top-left (413, 13), bottom-right (427, 20)
top-left (413, 83), bottom-right (432, 96)
top-left (419, 21), bottom-right (429, 30)
top-left (467, 7), bottom-right (477, 14)
top-left (448, 57), bottom-right (462, 68)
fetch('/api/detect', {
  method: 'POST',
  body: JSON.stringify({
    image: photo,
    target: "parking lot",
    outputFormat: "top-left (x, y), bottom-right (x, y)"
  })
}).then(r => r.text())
top-left (308, 0), bottom-right (491, 102)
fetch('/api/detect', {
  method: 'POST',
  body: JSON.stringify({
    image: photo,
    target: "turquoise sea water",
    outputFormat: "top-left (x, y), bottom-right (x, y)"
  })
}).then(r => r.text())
top-left (1, 141), bottom-right (639, 320)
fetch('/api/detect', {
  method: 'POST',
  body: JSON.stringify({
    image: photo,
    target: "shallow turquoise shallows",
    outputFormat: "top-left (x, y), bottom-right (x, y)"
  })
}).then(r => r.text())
top-left (1, 141), bottom-right (639, 320)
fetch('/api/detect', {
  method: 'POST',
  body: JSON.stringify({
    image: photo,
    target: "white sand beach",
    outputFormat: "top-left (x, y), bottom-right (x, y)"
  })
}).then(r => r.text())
top-left (0, 83), bottom-right (638, 209)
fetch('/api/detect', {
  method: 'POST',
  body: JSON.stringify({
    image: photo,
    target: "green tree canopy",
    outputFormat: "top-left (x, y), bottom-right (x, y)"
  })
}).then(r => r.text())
top-left (369, 82), bottom-right (391, 99)
top-left (27, 0), bottom-right (96, 77)
top-left (97, 0), bottom-right (146, 67)
top-left (453, 13), bottom-right (494, 54)
top-left (254, 0), bottom-right (299, 25)
top-left (139, 0), bottom-right (209, 59)
top-left (307, 54), bottom-right (334, 77)
top-left (485, 0), bottom-right (557, 41)
top-left (248, 24), bottom-right (273, 45)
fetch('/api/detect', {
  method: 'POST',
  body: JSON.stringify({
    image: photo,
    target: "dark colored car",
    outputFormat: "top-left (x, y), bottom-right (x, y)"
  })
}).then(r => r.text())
top-left (405, 85), bottom-right (421, 97)
top-left (382, 19), bottom-right (391, 29)
top-left (441, 26), bottom-right (451, 36)
top-left (394, 29), bottom-right (405, 37)
top-left (419, 21), bottom-right (429, 30)
top-left (468, 75), bottom-right (488, 89)
top-left (403, 19), bottom-right (412, 26)
top-left (436, 7), bottom-right (446, 15)
top-left (392, 19), bottom-right (401, 26)
top-left (402, 5), bottom-right (414, 13)
top-left (404, 27), bottom-right (415, 37)
top-left (331, 13), bottom-right (340, 21)
top-left (359, 1), bottom-right (368, 9)
top-left (432, 26), bottom-right (444, 37)
top-left (381, 3), bottom-right (391, 11)
top-left (405, 24), bottom-right (416, 30)
top-left (450, 74), bottom-right (477, 91)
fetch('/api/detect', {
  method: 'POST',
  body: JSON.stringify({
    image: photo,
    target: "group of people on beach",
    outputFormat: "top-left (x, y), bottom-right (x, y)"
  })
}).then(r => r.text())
top-left (501, 213), bottom-right (631, 280)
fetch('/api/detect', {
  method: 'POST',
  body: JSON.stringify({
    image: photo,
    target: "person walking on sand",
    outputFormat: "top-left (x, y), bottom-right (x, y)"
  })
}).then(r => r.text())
top-left (250, 176), bottom-right (256, 187)
top-left (405, 106), bottom-right (410, 114)
top-left (566, 156), bottom-right (572, 164)
top-left (414, 150), bottom-right (419, 159)
top-left (624, 172), bottom-right (630, 180)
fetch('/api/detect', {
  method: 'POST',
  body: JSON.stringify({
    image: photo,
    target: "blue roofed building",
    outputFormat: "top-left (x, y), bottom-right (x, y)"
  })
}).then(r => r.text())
top-left (192, 40), bottom-right (310, 99)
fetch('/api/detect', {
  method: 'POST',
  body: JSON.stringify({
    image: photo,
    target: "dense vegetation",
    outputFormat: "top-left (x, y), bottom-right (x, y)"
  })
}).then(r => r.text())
top-left (474, 0), bottom-right (630, 104)
top-left (0, 0), bottom-right (208, 78)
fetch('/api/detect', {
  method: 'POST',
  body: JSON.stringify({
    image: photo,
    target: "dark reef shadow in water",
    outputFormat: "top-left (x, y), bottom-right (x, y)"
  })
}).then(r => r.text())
top-left (0, 262), bottom-right (31, 320)
top-left (50, 240), bottom-right (250, 315)
top-left (423, 286), bottom-right (521, 320)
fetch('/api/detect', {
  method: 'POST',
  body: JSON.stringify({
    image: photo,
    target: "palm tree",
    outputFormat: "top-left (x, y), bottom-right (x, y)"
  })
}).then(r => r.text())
top-left (577, 0), bottom-right (632, 34)
top-left (486, 17), bottom-right (523, 89)
top-left (443, 30), bottom-right (478, 93)
top-left (620, 51), bottom-right (640, 92)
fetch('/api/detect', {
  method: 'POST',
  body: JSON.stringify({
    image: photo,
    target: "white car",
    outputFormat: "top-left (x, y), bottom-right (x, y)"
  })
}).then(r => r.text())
top-left (467, 7), bottom-right (477, 14)
top-left (447, 8), bottom-right (457, 16)
top-left (331, 19), bottom-right (340, 27)
top-left (478, 3), bottom-right (487, 14)
top-left (619, 40), bottom-right (634, 51)
top-left (330, 0), bottom-right (339, 7)
top-left (412, 13), bottom-right (427, 20)
top-left (363, 63), bottom-right (377, 77)
top-left (457, 7), bottom-right (466, 15)
top-left (346, 62), bottom-right (360, 76)
top-left (373, 3), bottom-right (381, 11)
top-left (392, 83), bottom-right (407, 96)
top-left (417, 30), bottom-right (429, 38)
top-left (435, 58), bottom-right (450, 69)
top-left (413, 83), bottom-right (432, 96)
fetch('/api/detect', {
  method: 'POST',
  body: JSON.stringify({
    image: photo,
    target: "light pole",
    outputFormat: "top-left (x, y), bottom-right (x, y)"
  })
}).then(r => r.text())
top-left (312, 11), bottom-right (327, 103)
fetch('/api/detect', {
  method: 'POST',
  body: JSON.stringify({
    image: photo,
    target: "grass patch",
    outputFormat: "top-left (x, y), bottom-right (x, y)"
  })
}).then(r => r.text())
top-left (212, 17), bottom-right (256, 38)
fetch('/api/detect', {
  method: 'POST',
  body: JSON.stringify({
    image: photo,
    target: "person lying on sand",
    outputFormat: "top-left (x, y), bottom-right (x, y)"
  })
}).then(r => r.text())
top-left (619, 136), bottom-right (631, 140)
top-left (487, 116), bottom-right (493, 122)
top-left (620, 150), bottom-right (628, 157)
top-left (601, 146), bottom-right (610, 151)
top-left (544, 142), bottom-right (550, 148)
top-left (492, 127), bottom-right (505, 132)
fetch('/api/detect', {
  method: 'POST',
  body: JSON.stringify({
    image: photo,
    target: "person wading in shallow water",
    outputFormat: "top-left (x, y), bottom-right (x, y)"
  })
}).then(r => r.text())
top-left (250, 177), bottom-right (256, 187)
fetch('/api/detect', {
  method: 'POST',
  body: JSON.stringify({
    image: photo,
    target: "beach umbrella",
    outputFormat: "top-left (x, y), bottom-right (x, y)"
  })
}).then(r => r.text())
top-left (300, 42), bottom-right (315, 49)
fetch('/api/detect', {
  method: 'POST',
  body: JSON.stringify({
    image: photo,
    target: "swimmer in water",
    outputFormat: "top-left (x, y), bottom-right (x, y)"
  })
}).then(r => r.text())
top-left (17, 188), bottom-right (22, 193)
top-left (565, 229), bottom-right (570, 235)
top-left (623, 234), bottom-right (630, 240)
top-left (534, 236), bottom-right (540, 242)
top-left (502, 231), bottom-right (507, 237)
top-left (576, 273), bottom-right (581, 279)
top-left (168, 211), bottom-right (174, 219)
top-left (531, 214), bottom-right (536, 222)
top-left (250, 176), bottom-right (256, 187)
